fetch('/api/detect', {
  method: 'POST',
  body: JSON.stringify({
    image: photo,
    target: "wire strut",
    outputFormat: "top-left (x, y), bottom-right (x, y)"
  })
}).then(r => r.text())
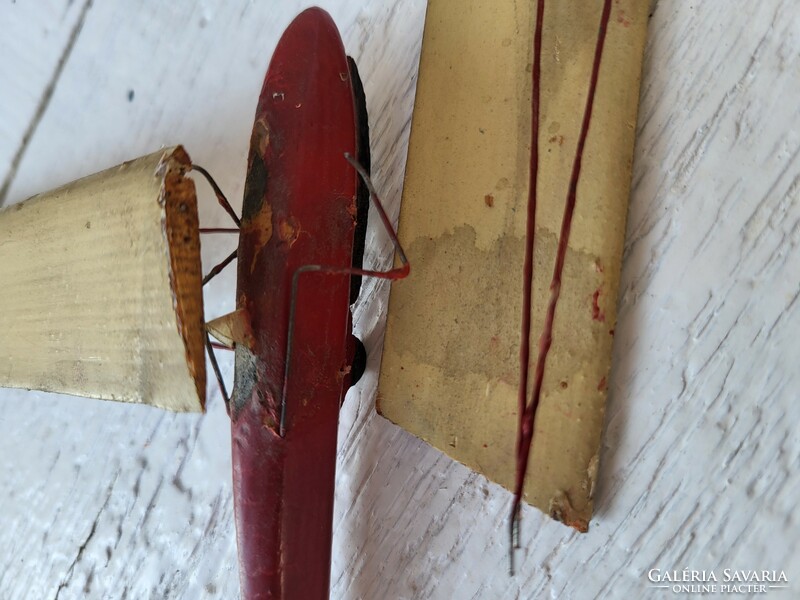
top-left (192, 163), bottom-right (240, 409)
top-left (278, 153), bottom-right (410, 437)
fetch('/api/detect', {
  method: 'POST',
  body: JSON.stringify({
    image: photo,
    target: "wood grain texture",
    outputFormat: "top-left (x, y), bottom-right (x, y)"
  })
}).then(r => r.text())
top-left (0, 147), bottom-right (205, 411)
top-left (0, 1), bottom-right (798, 599)
top-left (378, 0), bottom-right (648, 530)
top-left (0, 0), bottom-right (93, 204)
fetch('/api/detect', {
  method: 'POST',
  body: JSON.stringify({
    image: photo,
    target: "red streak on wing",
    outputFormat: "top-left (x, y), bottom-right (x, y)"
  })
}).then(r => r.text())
top-left (512, 0), bottom-right (615, 556)
top-left (592, 287), bottom-right (605, 322)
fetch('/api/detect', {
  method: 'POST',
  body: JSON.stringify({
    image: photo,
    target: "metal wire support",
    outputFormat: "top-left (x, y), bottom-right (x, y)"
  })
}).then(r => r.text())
top-left (191, 164), bottom-right (242, 227)
top-left (192, 162), bottom-right (240, 410)
top-left (202, 249), bottom-right (237, 286)
top-left (205, 332), bottom-right (231, 411)
top-left (278, 153), bottom-right (410, 437)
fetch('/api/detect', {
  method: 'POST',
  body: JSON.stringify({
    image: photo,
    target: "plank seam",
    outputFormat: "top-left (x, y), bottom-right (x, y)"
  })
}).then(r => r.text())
top-left (0, 0), bottom-right (94, 208)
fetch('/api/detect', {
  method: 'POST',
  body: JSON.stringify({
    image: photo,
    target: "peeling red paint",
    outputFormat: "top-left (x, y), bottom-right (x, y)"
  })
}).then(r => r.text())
top-left (230, 9), bottom-right (361, 599)
top-left (278, 216), bottom-right (300, 247)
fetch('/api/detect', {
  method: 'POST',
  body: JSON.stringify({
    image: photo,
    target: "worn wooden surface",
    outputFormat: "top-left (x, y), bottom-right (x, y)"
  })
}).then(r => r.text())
top-left (379, 0), bottom-right (648, 530)
top-left (0, 1), bottom-right (798, 598)
top-left (0, 147), bottom-right (205, 412)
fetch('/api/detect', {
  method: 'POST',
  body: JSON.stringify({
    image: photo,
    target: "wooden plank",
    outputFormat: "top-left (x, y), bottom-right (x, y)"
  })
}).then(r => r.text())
top-left (0, 147), bottom-right (205, 411)
top-left (378, 0), bottom-right (648, 530)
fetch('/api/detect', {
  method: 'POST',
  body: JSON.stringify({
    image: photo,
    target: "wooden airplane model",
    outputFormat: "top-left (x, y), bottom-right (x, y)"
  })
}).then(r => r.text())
top-left (0, 8), bottom-right (406, 599)
top-left (1, 0), bottom-right (650, 596)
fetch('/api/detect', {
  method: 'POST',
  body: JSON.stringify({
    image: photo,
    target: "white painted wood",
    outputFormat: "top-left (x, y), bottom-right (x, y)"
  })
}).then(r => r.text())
top-left (0, 0), bottom-right (93, 202)
top-left (0, 1), bottom-right (798, 598)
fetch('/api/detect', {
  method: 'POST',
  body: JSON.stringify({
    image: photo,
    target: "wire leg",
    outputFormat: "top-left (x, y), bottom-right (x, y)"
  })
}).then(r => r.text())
top-left (209, 341), bottom-right (235, 351)
top-left (206, 332), bottom-right (231, 410)
top-left (202, 250), bottom-right (237, 286)
top-left (200, 228), bottom-right (240, 234)
top-left (191, 164), bottom-right (242, 228)
top-left (278, 154), bottom-right (410, 437)
top-left (191, 164), bottom-right (237, 414)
